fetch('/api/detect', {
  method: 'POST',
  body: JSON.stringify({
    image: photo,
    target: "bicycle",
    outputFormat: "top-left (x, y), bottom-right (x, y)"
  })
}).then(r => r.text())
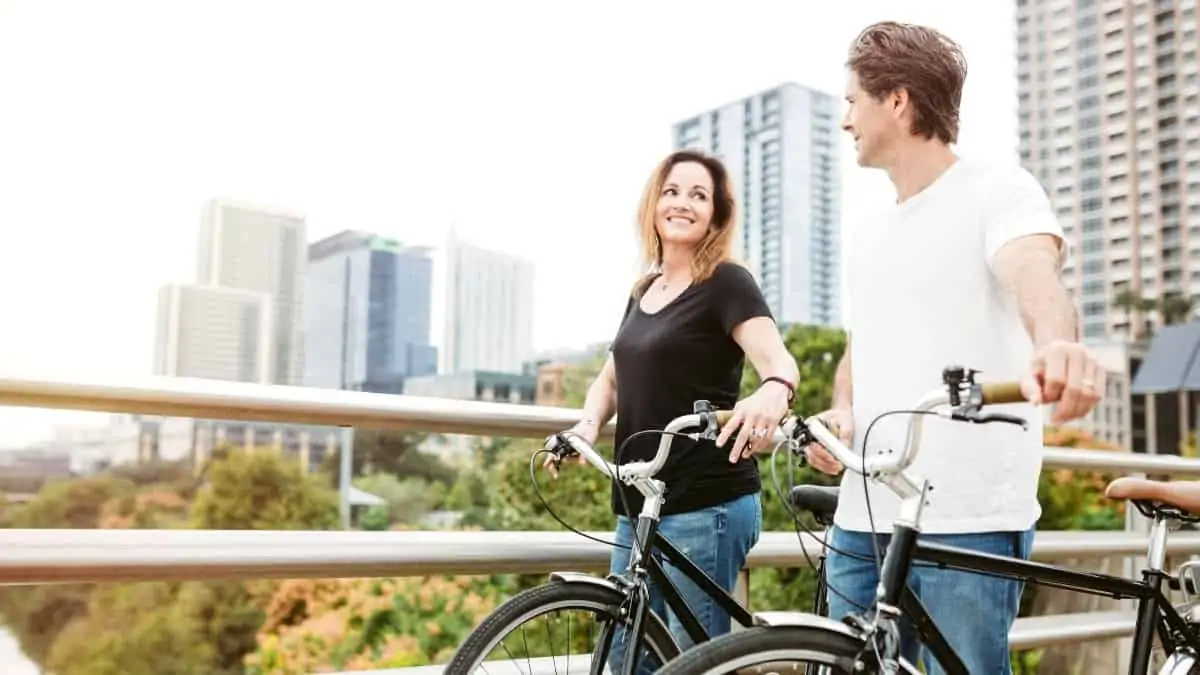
top-left (445, 400), bottom-right (823, 674)
top-left (652, 365), bottom-right (1200, 675)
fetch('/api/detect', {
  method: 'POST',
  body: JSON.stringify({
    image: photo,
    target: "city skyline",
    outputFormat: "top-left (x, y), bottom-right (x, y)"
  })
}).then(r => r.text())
top-left (1017, 0), bottom-right (1200, 339)
top-left (305, 229), bottom-right (439, 392)
top-left (0, 0), bottom-right (1020, 444)
top-left (673, 82), bottom-right (843, 327)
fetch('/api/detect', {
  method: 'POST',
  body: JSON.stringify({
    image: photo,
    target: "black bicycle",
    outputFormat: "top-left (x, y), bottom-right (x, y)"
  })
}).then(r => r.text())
top-left (444, 400), bottom-right (827, 675)
top-left (652, 366), bottom-right (1200, 675)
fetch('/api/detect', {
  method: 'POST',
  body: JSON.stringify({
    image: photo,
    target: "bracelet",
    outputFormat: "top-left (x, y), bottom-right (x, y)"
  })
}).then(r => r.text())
top-left (761, 376), bottom-right (796, 404)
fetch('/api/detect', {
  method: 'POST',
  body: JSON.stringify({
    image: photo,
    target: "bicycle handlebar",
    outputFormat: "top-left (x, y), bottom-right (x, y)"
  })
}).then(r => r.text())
top-left (799, 372), bottom-right (1029, 498)
top-left (980, 381), bottom-right (1027, 405)
top-left (548, 407), bottom-right (789, 486)
top-left (547, 367), bottom-right (1028, 501)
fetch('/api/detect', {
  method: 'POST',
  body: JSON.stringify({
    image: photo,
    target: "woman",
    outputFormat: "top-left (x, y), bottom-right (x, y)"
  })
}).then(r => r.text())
top-left (549, 149), bottom-right (799, 660)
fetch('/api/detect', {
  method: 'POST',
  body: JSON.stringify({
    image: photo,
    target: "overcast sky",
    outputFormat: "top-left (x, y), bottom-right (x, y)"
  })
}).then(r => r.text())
top-left (0, 0), bottom-right (1020, 444)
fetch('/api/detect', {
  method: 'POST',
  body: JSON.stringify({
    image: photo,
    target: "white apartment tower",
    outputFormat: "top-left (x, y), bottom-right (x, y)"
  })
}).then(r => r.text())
top-left (441, 233), bottom-right (535, 374)
top-left (154, 283), bottom-right (273, 383)
top-left (672, 82), bottom-right (842, 327)
top-left (198, 199), bottom-right (308, 384)
top-left (1017, 0), bottom-right (1200, 340)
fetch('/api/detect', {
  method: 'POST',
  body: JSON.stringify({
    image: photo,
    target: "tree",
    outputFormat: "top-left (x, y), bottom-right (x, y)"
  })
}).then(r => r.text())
top-left (1160, 292), bottom-right (1195, 326)
top-left (1112, 287), bottom-right (1157, 338)
top-left (0, 474), bottom-right (139, 663)
top-left (1, 449), bottom-right (344, 675)
top-left (320, 429), bottom-right (457, 487)
top-left (353, 472), bottom-right (446, 528)
top-left (193, 449), bottom-right (340, 531)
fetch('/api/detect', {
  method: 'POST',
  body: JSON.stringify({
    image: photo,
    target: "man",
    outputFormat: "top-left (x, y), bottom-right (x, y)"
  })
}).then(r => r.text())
top-left (804, 21), bottom-right (1105, 674)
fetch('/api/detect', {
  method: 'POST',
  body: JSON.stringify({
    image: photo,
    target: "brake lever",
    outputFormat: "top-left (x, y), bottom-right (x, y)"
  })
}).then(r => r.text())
top-left (952, 411), bottom-right (1028, 430)
top-left (545, 433), bottom-right (580, 461)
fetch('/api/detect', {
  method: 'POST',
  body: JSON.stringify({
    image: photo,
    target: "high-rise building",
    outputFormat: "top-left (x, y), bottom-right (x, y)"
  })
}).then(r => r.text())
top-left (1017, 0), bottom-right (1200, 340)
top-left (442, 233), bottom-right (535, 374)
top-left (153, 283), bottom-right (272, 382)
top-left (304, 230), bottom-right (438, 393)
top-left (672, 82), bottom-right (842, 327)
top-left (198, 198), bottom-right (307, 384)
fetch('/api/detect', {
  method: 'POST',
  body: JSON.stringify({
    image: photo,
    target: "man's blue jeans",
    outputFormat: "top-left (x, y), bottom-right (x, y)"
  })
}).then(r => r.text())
top-left (825, 524), bottom-right (1035, 675)
top-left (606, 492), bottom-right (761, 674)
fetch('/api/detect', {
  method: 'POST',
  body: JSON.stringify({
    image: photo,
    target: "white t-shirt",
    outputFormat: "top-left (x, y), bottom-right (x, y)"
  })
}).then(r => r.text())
top-left (835, 157), bottom-right (1064, 535)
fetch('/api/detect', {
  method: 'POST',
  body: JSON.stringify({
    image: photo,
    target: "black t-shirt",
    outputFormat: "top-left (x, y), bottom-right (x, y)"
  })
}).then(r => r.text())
top-left (608, 261), bottom-right (773, 517)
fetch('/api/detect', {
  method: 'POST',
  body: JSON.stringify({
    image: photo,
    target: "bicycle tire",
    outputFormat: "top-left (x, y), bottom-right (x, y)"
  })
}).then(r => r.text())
top-left (654, 624), bottom-right (920, 675)
top-left (445, 578), bottom-right (680, 674)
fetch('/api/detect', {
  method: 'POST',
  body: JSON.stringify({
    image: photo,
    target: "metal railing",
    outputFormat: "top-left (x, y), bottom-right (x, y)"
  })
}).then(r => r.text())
top-left (0, 528), bottom-right (1196, 585)
top-left (1, 371), bottom-right (1198, 673)
top-left (2, 371), bottom-right (1197, 473)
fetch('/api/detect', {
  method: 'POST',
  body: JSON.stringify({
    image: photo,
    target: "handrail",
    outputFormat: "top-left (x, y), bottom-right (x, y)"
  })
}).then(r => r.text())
top-left (0, 372), bottom-right (611, 439)
top-left (1, 372), bottom-right (1198, 476)
top-left (0, 529), bottom-right (1194, 585)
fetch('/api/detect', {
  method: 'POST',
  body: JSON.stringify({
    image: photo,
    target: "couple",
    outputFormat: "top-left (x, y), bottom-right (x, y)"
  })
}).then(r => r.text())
top-left (551, 20), bottom-right (1104, 675)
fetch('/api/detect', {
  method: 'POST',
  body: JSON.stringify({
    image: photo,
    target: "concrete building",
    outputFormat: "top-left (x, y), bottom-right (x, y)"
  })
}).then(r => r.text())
top-left (672, 82), bottom-right (842, 327)
top-left (441, 233), bottom-right (535, 374)
top-left (305, 230), bottom-right (437, 393)
top-left (198, 198), bottom-right (308, 384)
top-left (154, 283), bottom-right (272, 383)
top-left (1017, 0), bottom-right (1200, 340)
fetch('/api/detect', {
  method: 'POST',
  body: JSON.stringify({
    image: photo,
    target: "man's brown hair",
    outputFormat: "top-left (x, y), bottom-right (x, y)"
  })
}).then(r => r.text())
top-left (847, 21), bottom-right (968, 144)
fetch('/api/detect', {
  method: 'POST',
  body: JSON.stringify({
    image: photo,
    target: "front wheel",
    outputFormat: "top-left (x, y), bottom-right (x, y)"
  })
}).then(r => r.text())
top-left (445, 578), bottom-right (680, 674)
top-left (654, 625), bottom-right (918, 675)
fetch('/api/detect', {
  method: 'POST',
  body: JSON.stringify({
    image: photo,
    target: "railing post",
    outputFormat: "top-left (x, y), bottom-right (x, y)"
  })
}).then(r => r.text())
top-left (339, 426), bottom-right (354, 530)
top-left (733, 567), bottom-right (750, 631)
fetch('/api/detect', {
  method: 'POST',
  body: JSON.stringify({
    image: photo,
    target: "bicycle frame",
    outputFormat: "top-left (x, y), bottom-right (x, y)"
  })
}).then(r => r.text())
top-left (549, 402), bottom-right (821, 674)
top-left (606, 508), bottom-right (832, 675)
top-left (597, 511), bottom-right (755, 674)
top-left (869, 510), bottom-right (1200, 675)
top-left (793, 368), bottom-right (1200, 674)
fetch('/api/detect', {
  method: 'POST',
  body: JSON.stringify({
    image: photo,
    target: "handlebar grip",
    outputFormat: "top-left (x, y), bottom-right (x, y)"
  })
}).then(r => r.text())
top-left (714, 410), bottom-right (736, 426)
top-left (980, 382), bottom-right (1027, 405)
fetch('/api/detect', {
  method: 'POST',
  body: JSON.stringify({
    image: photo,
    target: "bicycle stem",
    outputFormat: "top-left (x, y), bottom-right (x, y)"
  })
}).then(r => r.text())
top-left (802, 387), bottom-right (952, 502)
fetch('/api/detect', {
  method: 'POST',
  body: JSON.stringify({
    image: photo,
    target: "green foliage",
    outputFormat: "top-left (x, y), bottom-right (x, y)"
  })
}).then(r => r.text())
top-left (192, 450), bottom-right (340, 531)
top-left (320, 429), bottom-right (454, 486)
top-left (0, 448), bottom-right (340, 675)
top-left (246, 575), bottom-right (509, 673)
top-left (353, 472), bottom-right (446, 528)
top-left (740, 323), bottom-right (847, 420)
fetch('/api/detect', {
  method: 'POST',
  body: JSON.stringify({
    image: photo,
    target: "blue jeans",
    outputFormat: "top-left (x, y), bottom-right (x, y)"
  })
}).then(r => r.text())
top-left (825, 524), bottom-right (1034, 675)
top-left (607, 492), bottom-right (761, 674)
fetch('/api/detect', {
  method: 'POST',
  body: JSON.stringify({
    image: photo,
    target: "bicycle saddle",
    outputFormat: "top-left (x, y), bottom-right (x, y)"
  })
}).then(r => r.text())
top-left (1106, 477), bottom-right (1200, 516)
top-left (788, 485), bottom-right (840, 526)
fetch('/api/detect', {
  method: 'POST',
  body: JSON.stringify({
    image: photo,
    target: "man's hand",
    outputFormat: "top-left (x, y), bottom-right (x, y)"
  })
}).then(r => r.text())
top-left (804, 408), bottom-right (851, 475)
top-left (1021, 340), bottom-right (1105, 424)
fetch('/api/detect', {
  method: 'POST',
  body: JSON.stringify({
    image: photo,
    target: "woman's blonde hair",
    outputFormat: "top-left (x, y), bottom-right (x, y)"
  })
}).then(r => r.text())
top-left (632, 150), bottom-right (739, 297)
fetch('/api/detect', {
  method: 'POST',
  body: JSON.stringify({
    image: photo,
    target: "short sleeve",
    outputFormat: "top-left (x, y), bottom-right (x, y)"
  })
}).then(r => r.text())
top-left (710, 263), bottom-right (773, 334)
top-left (607, 294), bottom-right (636, 352)
top-left (983, 166), bottom-right (1065, 270)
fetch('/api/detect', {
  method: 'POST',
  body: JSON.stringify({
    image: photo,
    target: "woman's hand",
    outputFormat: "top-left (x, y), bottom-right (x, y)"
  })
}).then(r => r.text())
top-left (716, 382), bottom-right (792, 463)
top-left (542, 420), bottom-right (598, 479)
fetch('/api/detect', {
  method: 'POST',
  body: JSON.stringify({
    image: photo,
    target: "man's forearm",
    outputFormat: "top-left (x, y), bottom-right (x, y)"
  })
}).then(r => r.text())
top-left (993, 235), bottom-right (1079, 347)
top-left (1018, 279), bottom-right (1079, 347)
top-left (831, 351), bottom-right (852, 410)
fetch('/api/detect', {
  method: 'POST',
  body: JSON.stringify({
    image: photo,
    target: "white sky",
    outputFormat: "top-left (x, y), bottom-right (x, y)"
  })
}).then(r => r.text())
top-left (0, 0), bottom-right (1020, 444)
